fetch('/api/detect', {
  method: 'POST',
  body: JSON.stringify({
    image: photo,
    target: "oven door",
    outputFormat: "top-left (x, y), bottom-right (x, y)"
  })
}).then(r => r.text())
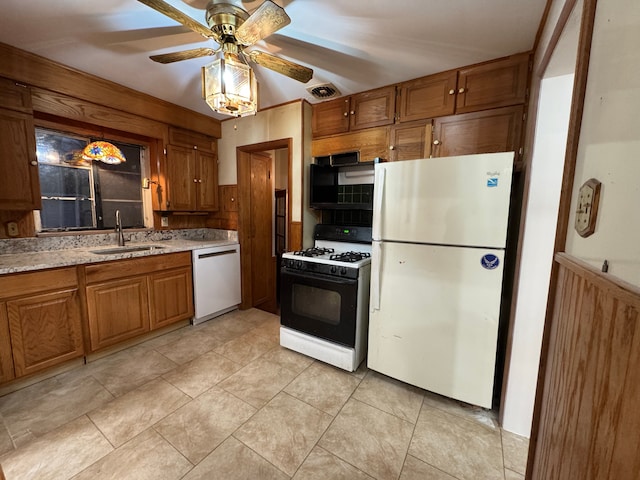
top-left (280, 267), bottom-right (358, 347)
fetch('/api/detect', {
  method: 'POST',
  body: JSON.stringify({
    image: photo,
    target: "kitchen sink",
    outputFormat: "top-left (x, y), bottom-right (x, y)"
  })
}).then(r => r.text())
top-left (90, 245), bottom-right (165, 255)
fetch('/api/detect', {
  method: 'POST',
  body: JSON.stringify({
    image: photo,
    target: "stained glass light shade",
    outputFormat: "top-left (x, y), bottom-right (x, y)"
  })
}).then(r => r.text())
top-left (81, 141), bottom-right (126, 165)
top-left (202, 53), bottom-right (257, 117)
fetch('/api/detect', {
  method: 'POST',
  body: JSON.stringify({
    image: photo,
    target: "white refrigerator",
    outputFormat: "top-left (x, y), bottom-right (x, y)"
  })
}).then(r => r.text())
top-left (368, 152), bottom-right (514, 408)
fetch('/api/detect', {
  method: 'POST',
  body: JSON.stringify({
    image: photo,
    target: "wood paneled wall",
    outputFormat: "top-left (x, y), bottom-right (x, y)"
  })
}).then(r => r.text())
top-left (530, 253), bottom-right (640, 479)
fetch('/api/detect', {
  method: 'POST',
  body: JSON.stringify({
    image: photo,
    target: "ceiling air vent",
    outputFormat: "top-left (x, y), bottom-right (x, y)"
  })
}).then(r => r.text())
top-left (307, 83), bottom-right (340, 100)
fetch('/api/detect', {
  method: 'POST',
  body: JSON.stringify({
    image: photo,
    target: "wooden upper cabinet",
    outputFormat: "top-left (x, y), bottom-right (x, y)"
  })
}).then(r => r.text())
top-left (456, 52), bottom-right (530, 114)
top-left (397, 71), bottom-right (458, 122)
top-left (312, 86), bottom-right (396, 138)
top-left (349, 86), bottom-right (396, 130)
top-left (312, 97), bottom-right (350, 137)
top-left (164, 128), bottom-right (219, 211)
top-left (0, 81), bottom-right (41, 210)
top-left (311, 126), bottom-right (390, 162)
top-left (431, 105), bottom-right (524, 163)
top-left (389, 120), bottom-right (433, 162)
top-left (0, 304), bottom-right (15, 383)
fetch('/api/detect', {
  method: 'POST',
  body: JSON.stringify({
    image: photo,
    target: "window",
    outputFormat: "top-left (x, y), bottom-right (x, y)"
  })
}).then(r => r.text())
top-left (35, 128), bottom-right (146, 231)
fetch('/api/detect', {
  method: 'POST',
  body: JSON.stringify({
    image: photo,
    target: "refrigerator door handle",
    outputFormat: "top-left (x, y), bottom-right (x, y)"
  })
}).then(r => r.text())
top-left (370, 241), bottom-right (382, 311)
top-left (372, 166), bottom-right (386, 241)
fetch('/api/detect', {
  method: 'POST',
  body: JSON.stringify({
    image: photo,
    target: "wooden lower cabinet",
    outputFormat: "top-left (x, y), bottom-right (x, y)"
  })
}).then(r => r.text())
top-left (0, 268), bottom-right (84, 381)
top-left (149, 267), bottom-right (194, 330)
top-left (0, 304), bottom-right (15, 383)
top-left (86, 276), bottom-right (150, 351)
top-left (84, 252), bottom-right (194, 352)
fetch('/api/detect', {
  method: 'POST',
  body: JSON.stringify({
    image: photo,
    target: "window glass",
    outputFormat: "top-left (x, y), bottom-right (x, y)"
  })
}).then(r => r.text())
top-left (35, 128), bottom-right (144, 231)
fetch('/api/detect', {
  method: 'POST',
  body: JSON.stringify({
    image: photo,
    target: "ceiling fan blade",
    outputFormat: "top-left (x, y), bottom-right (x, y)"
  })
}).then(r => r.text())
top-left (150, 47), bottom-right (217, 64)
top-left (137, 0), bottom-right (213, 39)
top-left (235, 0), bottom-right (291, 46)
top-left (246, 50), bottom-right (313, 83)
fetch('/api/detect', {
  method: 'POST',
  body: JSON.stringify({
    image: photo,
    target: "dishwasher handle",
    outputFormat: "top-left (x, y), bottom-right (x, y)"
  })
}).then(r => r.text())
top-left (197, 249), bottom-right (237, 259)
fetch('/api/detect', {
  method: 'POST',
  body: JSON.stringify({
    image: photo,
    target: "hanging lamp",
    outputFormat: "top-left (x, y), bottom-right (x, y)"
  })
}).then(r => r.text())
top-left (81, 141), bottom-right (126, 165)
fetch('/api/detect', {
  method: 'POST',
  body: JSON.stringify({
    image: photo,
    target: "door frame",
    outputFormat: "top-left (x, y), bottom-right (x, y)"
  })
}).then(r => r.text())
top-left (236, 138), bottom-right (293, 310)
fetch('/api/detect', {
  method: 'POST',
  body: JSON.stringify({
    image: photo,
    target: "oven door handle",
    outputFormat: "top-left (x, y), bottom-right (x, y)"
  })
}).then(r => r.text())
top-left (370, 241), bottom-right (382, 311)
top-left (282, 268), bottom-right (358, 285)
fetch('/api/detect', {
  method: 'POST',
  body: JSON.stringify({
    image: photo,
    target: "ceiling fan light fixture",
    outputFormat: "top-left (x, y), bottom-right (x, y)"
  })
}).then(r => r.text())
top-left (202, 52), bottom-right (257, 117)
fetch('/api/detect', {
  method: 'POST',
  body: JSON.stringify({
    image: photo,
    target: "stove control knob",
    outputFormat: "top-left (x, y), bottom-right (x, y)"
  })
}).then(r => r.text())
top-left (340, 267), bottom-right (347, 275)
top-left (286, 259), bottom-right (295, 268)
top-left (330, 266), bottom-right (337, 274)
top-left (295, 260), bottom-right (303, 269)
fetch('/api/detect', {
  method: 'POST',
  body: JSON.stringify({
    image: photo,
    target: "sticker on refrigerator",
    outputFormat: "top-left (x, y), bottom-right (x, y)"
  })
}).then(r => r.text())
top-left (481, 254), bottom-right (500, 270)
top-left (487, 177), bottom-right (499, 187)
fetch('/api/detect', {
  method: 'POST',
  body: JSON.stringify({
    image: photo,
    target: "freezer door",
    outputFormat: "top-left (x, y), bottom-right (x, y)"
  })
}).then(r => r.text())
top-left (373, 152), bottom-right (513, 248)
top-left (368, 241), bottom-right (505, 408)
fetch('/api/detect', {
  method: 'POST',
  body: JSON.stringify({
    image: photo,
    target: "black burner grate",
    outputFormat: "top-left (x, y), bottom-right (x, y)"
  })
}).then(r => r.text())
top-left (329, 251), bottom-right (371, 263)
top-left (293, 247), bottom-right (335, 257)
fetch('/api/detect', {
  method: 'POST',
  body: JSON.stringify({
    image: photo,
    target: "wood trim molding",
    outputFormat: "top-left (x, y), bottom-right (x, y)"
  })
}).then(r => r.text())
top-left (527, 0), bottom-right (599, 476)
top-left (290, 222), bottom-right (302, 251)
top-left (0, 42), bottom-right (221, 138)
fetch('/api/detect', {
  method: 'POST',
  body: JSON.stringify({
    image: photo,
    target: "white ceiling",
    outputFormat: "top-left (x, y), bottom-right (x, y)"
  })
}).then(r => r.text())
top-left (0, 0), bottom-right (547, 121)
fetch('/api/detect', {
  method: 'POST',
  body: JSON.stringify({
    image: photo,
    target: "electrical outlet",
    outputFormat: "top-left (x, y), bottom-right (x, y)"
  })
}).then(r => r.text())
top-left (6, 222), bottom-right (19, 237)
top-left (161, 216), bottom-right (169, 227)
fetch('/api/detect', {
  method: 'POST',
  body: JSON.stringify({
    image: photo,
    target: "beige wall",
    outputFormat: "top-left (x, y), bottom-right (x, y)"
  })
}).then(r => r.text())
top-left (564, 0), bottom-right (640, 286)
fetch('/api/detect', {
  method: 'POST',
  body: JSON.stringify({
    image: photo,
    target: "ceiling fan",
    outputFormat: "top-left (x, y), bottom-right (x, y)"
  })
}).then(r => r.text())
top-left (136, 0), bottom-right (313, 83)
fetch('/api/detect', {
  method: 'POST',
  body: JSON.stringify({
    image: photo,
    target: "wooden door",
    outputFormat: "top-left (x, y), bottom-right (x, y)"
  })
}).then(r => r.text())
top-left (196, 151), bottom-right (219, 211)
top-left (86, 276), bottom-right (150, 351)
top-left (349, 86), bottom-right (396, 131)
top-left (312, 97), bottom-right (350, 137)
top-left (456, 52), bottom-right (530, 114)
top-left (7, 289), bottom-right (83, 377)
top-left (166, 144), bottom-right (196, 210)
top-left (0, 108), bottom-right (41, 210)
top-left (149, 267), bottom-right (194, 330)
top-left (398, 71), bottom-right (458, 122)
top-left (389, 120), bottom-right (433, 161)
top-left (0, 303), bottom-right (15, 383)
top-left (249, 152), bottom-right (273, 309)
top-left (431, 105), bottom-right (523, 160)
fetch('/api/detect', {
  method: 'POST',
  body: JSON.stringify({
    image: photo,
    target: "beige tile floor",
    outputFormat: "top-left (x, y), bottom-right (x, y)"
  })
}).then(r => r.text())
top-left (0, 308), bottom-right (529, 480)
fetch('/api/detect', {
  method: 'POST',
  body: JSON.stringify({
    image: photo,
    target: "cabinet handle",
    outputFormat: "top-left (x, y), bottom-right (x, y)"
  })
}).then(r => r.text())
top-left (30, 160), bottom-right (38, 166)
top-left (343, 112), bottom-right (348, 117)
top-left (458, 87), bottom-right (466, 94)
top-left (193, 178), bottom-right (198, 183)
top-left (350, 111), bottom-right (355, 115)
top-left (198, 179), bottom-right (203, 183)
top-left (433, 139), bottom-right (441, 146)
top-left (193, 145), bottom-right (198, 150)
top-left (389, 145), bottom-right (395, 150)
top-left (448, 89), bottom-right (455, 95)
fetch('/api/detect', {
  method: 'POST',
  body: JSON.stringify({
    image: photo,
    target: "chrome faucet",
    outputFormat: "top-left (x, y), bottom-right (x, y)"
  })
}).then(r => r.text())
top-left (115, 210), bottom-right (125, 246)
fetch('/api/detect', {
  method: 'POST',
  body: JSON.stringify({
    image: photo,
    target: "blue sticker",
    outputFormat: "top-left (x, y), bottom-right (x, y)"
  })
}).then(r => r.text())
top-left (487, 177), bottom-right (498, 187)
top-left (481, 254), bottom-right (500, 270)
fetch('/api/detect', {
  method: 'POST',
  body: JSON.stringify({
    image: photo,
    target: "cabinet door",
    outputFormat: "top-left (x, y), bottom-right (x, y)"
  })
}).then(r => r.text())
top-left (389, 120), bottom-right (433, 162)
top-left (456, 53), bottom-right (530, 113)
top-left (311, 127), bottom-right (390, 163)
top-left (86, 277), bottom-right (150, 351)
top-left (0, 78), bottom-right (33, 114)
top-left (350, 86), bottom-right (396, 131)
top-left (312, 97), bottom-right (350, 137)
top-left (166, 144), bottom-right (196, 210)
top-left (196, 151), bottom-right (219, 211)
top-left (149, 267), bottom-right (194, 330)
top-left (398, 71), bottom-right (458, 122)
top-left (0, 109), bottom-right (41, 210)
top-left (431, 105), bottom-right (524, 160)
top-left (6, 289), bottom-right (84, 377)
top-left (0, 303), bottom-right (15, 383)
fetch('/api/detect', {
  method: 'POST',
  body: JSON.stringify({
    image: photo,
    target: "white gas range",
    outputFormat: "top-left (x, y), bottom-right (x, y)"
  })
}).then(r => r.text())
top-left (279, 225), bottom-right (372, 371)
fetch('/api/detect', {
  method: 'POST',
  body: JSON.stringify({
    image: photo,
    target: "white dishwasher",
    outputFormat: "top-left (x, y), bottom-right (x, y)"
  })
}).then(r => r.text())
top-left (192, 243), bottom-right (241, 325)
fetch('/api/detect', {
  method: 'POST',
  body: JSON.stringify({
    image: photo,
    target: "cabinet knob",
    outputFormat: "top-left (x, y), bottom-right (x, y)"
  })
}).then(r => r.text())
top-left (448, 89), bottom-right (455, 95)
top-left (433, 139), bottom-right (441, 146)
top-left (30, 160), bottom-right (38, 166)
top-left (198, 179), bottom-right (202, 183)
top-left (193, 178), bottom-right (198, 183)
top-left (458, 87), bottom-right (466, 94)
top-left (343, 112), bottom-right (348, 117)
top-left (350, 111), bottom-right (355, 115)
top-left (231, 197), bottom-right (235, 202)
top-left (389, 145), bottom-right (395, 150)
top-left (193, 145), bottom-right (198, 150)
